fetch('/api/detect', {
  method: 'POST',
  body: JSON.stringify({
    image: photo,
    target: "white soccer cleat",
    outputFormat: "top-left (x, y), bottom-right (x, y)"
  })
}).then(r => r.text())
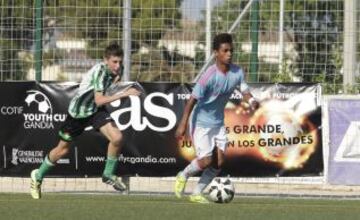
top-left (102, 175), bottom-right (127, 192)
top-left (30, 169), bottom-right (42, 199)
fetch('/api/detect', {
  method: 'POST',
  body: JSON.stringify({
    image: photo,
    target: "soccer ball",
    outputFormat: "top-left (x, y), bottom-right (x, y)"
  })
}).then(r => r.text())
top-left (208, 178), bottom-right (235, 203)
top-left (25, 90), bottom-right (52, 113)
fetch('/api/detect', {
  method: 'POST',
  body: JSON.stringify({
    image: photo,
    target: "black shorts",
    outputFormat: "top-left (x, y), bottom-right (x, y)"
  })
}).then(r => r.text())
top-left (58, 108), bottom-right (114, 142)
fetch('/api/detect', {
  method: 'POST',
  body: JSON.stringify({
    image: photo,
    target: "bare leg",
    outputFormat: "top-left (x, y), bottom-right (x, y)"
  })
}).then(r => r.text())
top-left (48, 140), bottom-right (71, 162)
top-left (99, 122), bottom-right (126, 191)
top-left (193, 148), bottom-right (224, 195)
top-left (100, 121), bottom-right (123, 158)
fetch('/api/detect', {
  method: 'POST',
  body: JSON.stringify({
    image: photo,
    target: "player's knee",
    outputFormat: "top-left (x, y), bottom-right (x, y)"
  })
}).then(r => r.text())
top-left (60, 147), bottom-right (70, 156)
top-left (57, 142), bottom-right (70, 156)
top-left (110, 132), bottom-right (123, 147)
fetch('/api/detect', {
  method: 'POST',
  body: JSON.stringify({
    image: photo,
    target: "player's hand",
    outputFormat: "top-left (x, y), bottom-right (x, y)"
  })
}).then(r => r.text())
top-left (250, 100), bottom-right (260, 111)
top-left (248, 97), bottom-right (260, 111)
top-left (125, 87), bottom-right (141, 97)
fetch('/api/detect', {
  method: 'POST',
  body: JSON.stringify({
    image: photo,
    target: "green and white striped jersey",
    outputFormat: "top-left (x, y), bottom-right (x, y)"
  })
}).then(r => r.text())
top-left (68, 63), bottom-right (116, 118)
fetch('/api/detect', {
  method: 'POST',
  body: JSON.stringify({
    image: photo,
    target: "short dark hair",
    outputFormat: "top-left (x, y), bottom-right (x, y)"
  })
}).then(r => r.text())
top-left (212, 33), bottom-right (233, 50)
top-left (104, 42), bottom-right (123, 58)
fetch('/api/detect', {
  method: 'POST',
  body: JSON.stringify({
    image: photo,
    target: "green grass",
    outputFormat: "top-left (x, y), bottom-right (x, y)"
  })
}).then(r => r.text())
top-left (1, 193), bottom-right (360, 220)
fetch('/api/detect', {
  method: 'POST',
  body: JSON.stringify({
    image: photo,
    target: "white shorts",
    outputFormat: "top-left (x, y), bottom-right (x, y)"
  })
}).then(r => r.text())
top-left (191, 126), bottom-right (227, 159)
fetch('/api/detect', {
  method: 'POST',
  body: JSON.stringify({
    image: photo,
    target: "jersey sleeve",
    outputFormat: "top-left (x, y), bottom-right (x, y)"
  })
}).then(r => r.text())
top-left (192, 82), bottom-right (206, 100)
top-left (192, 73), bottom-right (212, 100)
top-left (238, 68), bottom-right (250, 93)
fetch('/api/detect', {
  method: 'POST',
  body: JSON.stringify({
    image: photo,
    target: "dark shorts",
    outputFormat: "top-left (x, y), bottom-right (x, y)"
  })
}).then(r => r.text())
top-left (59, 108), bottom-right (114, 142)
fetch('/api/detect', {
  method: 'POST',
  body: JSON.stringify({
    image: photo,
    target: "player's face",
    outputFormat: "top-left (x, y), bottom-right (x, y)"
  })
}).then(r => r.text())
top-left (104, 55), bottom-right (122, 75)
top-left (215, 43), bottom-right (233, 65)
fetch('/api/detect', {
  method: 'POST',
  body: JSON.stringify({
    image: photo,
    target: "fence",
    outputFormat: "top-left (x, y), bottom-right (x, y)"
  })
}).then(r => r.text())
top-left (0, 0), bottom-right (358, 93)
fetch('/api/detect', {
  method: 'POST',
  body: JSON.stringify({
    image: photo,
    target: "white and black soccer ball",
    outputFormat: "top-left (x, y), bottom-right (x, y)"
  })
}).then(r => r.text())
top-left (208, 178), bottom-right (235, 203)
top-left (25, 90), bottom-right (52, 113)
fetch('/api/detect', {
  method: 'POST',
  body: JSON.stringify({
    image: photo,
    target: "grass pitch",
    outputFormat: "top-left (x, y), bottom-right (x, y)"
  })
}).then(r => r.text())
top-left (1, 193), bottom-right (360, 220)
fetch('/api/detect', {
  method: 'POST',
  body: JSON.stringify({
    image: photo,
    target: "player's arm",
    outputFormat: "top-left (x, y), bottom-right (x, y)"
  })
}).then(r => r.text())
top-left (175, 73), bottom-right (208, 138)
top-left (93, 68), bottom-right (140, 106)
top-left (241, 90), bottom-right (259, 110)
top-left (175, 96), bottom-right (197, 138)
top-left (94, 87), bottom-right (140, 107)
top-left (239, 69), bottom-right (259, 110)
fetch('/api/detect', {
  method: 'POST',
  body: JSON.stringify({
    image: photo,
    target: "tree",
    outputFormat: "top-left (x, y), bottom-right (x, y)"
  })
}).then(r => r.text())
top-left (287, 0), bottom-right (343, 83)
top-left (0, 0), bottom-right (184, 80)
top-left (195, 0), bottom-right (344, 84)
top-left (132, 0), bottom-right (182, 47)
top-left (45, 0), bottom-right (182, 57)
top-left (0, 0), bottom-right (34, 80)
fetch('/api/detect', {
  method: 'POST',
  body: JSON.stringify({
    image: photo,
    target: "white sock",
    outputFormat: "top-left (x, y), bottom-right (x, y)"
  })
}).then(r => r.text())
top-left (180, 159), bottom-right (202, 179)
top-left (193, 167), bottom-right (220, 195)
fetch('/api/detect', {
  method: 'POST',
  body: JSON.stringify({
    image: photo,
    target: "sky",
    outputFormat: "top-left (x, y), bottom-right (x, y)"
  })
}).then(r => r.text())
top-left (180, 0), bottom-right (224, 21)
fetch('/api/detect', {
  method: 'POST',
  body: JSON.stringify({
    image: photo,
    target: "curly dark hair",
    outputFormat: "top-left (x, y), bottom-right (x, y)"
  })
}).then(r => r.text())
top-left (212, 33), bottom-right (233, 51)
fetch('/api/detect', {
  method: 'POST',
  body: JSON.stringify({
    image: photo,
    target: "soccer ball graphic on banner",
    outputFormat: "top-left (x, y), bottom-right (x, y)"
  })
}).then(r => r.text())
top-left (25, 90), bottom-right (52, 113)
top-left (260, 113), bottom-right (303, 157)
top-left (208, 178), bottom-right (235, 203)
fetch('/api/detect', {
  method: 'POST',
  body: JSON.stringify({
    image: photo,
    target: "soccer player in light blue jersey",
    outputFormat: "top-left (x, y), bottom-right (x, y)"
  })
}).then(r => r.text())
top-left (174, 33), bottom-right (258, 203)
top-left (30, 43), bottom-right (141, 199)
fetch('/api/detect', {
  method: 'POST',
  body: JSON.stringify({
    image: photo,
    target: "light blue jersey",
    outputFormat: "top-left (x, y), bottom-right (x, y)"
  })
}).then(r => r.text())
top-left (191, 64), bottom-right (249, 128)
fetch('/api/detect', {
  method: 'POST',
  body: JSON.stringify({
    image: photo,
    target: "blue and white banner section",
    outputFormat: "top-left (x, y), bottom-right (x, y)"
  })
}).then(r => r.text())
top-left (0, 82), bottom-right (323, 177)
top-left (326, 97), bottom-right (360, 185)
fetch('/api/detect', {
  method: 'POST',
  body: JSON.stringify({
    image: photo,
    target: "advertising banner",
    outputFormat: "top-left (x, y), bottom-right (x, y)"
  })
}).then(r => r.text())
top-left (328, 99), bottom-right (360, 185)
top-left (0, 82), bottom-right (322, 177)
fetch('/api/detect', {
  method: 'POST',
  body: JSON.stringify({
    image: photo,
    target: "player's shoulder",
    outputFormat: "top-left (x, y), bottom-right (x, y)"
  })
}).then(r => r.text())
top-left (229, 64), bottom-right (243, 73)
top-left (95, 62), bottom-right (107, 72)
top-left (89, 63), bottom-right (107, 77)
top-left (87, 62), bottom-right (102, 73)
top-left (204, 64), bottom-right (218, 76)
top-left (198, 64), bottom-right (218, 86)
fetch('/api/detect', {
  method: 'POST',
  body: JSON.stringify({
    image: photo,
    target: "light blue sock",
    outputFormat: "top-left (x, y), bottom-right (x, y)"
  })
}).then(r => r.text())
top-left (193, 167), bottom-right (220, 195)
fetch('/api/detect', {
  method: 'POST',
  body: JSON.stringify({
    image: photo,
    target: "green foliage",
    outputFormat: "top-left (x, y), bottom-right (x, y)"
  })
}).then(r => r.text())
top-left (342, 76), bottom-right (360, 94)
top-left (0, 0), bottom-right (183, 80)
top-left (196, 0), bottom-right (344, 88)
top-left (0, 1), bottom-right (34, 80)
top-left (311, 71), bottom-right (343, 94)
top-left (132, 0), bottom-right (182, 47)
top-left (130, 48), bottom-right (195, 82)
top-left (0, 39), bottom-right (27, 80)
top-left (45, 0), bottom-right (182, 55)
top-left (286, 0), bottom-right (343, 82)
top-left (269, 66), bottom-right (293, 83)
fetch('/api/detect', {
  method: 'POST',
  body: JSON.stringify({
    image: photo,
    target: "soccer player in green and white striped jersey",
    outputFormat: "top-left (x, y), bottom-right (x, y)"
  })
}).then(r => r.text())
top-left (30, 43), bottom-right (141, 199)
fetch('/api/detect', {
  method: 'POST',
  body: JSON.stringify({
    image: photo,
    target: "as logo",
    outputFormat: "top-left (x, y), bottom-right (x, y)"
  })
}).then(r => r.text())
top-left (110, 92), bottom-right (177, 132)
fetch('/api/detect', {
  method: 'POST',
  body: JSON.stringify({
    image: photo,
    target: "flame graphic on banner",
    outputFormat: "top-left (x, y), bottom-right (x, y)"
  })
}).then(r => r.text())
top-left (225, 100), bottom-right (318, 170)
top-left (178, 136), bottom-right (196, 161)
top-left (178, 99), bottom-right (319, 170)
